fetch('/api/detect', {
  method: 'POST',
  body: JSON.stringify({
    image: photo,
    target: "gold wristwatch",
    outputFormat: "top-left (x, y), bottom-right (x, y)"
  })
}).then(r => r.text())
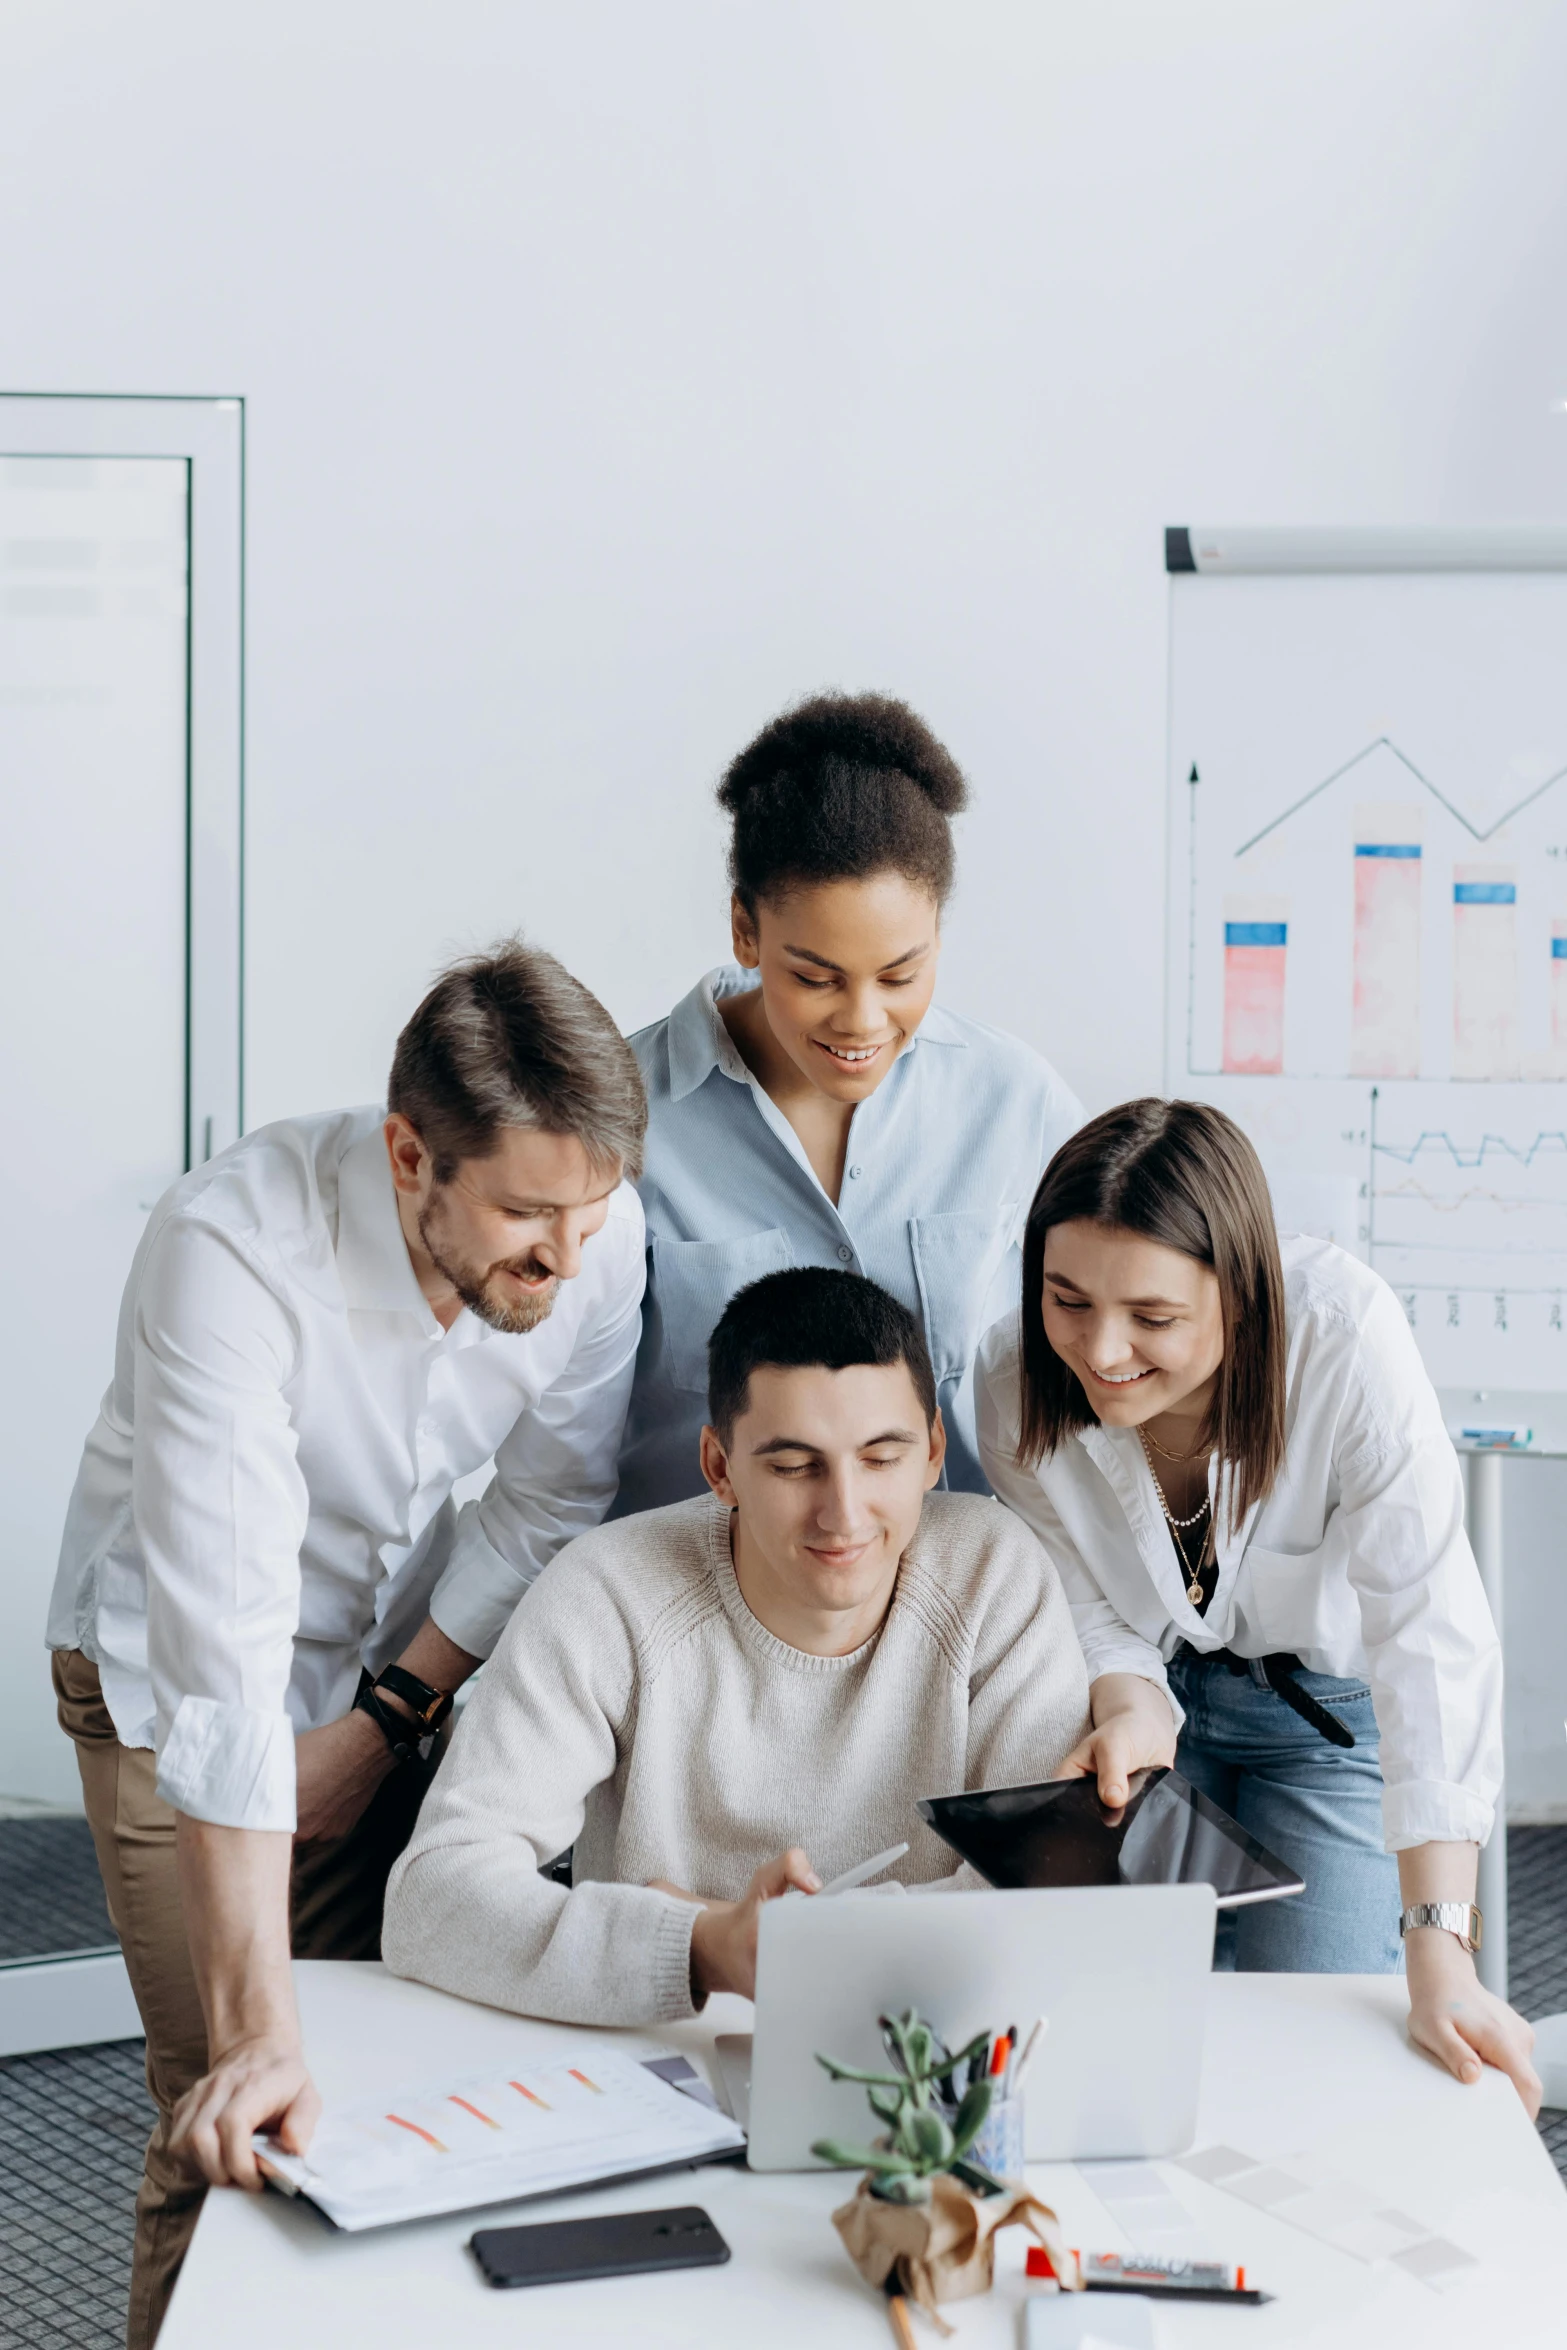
top-left (1399, 1902), bottom-right (1482, 1953)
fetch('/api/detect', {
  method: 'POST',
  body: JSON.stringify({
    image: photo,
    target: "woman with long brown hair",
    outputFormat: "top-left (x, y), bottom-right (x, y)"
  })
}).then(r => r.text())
top-left (976, 1097), bottom-right (1539, 2111)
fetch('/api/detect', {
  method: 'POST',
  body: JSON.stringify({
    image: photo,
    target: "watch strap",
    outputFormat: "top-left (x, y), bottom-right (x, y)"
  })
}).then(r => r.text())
top-left (373, 1665), bottom-right (454, 1733)
top-left (1399, 1901), bottom-right (1482, 1953)
top-left (353, 1679), bottom-right (424, 1765)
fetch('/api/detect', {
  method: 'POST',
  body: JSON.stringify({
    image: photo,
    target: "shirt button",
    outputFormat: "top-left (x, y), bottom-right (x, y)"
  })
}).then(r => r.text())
top-left (837, 1245), bottom-right (853, 1263)
top-left (848, 1165), bottom-right (863, 1180)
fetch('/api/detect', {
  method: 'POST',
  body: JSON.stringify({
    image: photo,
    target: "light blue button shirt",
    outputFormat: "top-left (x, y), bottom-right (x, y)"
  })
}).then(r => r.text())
top-left (614, 967), bottom-right (1082, 1512)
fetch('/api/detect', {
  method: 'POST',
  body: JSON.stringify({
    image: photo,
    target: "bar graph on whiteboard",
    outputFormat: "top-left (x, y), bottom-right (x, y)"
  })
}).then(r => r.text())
top-left (1166, 553), bottom-right (1567, 1385)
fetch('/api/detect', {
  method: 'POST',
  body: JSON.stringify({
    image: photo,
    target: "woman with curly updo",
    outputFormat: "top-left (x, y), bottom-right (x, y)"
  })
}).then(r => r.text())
top-left (614, 691), bottom-right (1081, 1512)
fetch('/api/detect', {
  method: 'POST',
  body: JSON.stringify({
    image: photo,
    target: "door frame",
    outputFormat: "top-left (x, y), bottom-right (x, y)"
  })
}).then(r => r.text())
top-left (0, 393), bottom-right (244, 2051)
top-left (0, 392), bottom-right (245, 1160)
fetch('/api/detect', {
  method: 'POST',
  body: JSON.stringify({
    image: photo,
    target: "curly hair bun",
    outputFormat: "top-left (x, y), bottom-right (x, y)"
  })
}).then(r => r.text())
top-left (718, 691), bottom-right (968, 912)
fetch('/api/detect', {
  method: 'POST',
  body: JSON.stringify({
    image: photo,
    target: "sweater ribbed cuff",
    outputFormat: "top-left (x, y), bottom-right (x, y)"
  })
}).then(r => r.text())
top-left (645, 1894), bottom-right (702, 2022)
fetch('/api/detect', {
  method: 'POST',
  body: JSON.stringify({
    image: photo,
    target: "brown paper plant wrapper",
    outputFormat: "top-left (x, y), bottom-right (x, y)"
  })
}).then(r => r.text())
top-left (832, 2171), bottom-right (1081, 2335)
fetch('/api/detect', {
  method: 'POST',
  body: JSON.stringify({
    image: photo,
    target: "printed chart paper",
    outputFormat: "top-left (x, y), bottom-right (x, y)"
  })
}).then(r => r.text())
top-left (255, 2047), bottom-right (744, 2231)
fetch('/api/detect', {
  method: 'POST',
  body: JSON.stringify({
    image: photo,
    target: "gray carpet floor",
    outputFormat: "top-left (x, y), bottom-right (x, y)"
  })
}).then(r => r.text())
top-left (0, 1818), bottom-right (116, 1964)
top-left (0, 2040), bottom-right (151, 2350)
top-left (1, 1825), bottom-right (1563, 2350)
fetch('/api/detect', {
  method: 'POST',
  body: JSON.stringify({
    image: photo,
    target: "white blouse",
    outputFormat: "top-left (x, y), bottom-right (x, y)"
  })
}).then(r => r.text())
top-left (976, 1234), bottom-right (1501, 1851)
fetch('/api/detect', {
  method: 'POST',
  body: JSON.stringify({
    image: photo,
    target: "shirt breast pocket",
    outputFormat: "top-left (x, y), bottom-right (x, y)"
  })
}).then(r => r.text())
top-left (909, 1207), bottom-right (1018, 1386)
top-left (653, 1228), bottom-right (794, 1394)
top-left (1243, 1524), bottom-right (1358, 1658)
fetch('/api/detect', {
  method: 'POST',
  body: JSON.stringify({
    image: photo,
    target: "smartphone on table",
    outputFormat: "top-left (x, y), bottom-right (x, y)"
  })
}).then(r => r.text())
top-left (470, 2205), bottom-right (731, 2289)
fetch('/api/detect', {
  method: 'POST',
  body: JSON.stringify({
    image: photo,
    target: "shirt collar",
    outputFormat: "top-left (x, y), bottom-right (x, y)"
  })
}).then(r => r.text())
top-left (664, 964), bottom-right (967, 1102)
top-left (912, 1000), bottom-right (970, 1049)
top-left (334, 1125), bottom-right (437, 1320)
top-left (666, 966), bottom-right (760, 1101)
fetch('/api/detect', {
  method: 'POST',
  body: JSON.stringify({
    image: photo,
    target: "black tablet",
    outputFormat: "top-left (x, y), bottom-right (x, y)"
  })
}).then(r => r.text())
top-left (917, 1767), bottom-right (1305, 1908)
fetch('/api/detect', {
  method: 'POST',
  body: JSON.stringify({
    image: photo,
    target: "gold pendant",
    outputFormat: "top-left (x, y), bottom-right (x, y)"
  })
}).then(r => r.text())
top-left (1187, 1576), bottom-right (1205, 1604)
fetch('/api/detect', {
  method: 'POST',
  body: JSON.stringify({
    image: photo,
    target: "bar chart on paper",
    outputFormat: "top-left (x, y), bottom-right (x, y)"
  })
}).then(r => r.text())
top-left (1166, 542), bottom-right (1567, 1386)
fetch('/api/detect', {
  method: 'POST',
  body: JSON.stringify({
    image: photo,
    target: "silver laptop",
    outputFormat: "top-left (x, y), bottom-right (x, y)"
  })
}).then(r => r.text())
top-left (722, 1882), bottom-right (1215, 2169)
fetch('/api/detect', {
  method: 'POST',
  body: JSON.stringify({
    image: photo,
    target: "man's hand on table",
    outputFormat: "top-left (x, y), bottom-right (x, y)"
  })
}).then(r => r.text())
top-left (172, 1817), bottom-right (320, 2189)
top-left (652, 1847), bottom-right (821, 2003)
top-left (169, 2031), bottom-right (321, 2190)
top-left (1406, 1931), bottom-right (1542, 2118)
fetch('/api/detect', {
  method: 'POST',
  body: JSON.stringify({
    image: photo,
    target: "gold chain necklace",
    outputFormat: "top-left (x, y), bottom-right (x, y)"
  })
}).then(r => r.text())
top-left (1141, 1422), bottom-right (1208, 1464)
top-left (1137, 1428), bottom-right (1214, 1605)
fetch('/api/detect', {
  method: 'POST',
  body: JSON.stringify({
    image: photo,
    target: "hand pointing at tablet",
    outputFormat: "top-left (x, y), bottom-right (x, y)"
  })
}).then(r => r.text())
top-left (1054, 1672), bottom-right (1179, 1808)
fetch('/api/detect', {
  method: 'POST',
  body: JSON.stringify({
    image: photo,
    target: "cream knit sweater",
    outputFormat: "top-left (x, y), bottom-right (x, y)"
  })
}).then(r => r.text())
top-left (382, 1491), bottom-right (1090, 2026)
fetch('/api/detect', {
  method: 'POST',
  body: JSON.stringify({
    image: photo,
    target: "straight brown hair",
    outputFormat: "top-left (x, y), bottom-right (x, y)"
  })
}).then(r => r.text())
top-left (388, 938), bottom-right (646, 1186)
top-left (1017, 1099), bottom-right (1287, 1523)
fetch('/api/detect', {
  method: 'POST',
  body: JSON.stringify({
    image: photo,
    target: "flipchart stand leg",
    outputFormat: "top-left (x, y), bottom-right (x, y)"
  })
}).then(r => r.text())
top-left (1465, 1451), bottom-right (1508, 2000)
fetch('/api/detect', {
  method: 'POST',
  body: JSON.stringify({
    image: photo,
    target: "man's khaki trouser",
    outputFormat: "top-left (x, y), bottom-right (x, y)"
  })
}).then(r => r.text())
top-left (53, 1650), bottom-right (432, 2350)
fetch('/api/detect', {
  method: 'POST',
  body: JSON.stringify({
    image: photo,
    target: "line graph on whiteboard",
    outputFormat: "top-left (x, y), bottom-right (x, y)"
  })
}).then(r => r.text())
top-left (1166, 564), bottom-right (1567, 1385)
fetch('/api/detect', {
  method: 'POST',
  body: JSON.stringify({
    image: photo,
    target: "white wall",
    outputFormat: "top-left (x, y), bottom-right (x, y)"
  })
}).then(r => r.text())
top-left (3, 0), bottom-right (1565, 1809)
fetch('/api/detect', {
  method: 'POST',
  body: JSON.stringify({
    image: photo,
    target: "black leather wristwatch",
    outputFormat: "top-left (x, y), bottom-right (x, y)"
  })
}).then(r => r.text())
top-left (353, 1666), bottom-right (454, 1765)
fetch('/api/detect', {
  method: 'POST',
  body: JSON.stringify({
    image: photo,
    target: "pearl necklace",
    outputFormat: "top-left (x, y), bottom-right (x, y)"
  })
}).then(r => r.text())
top-left (1137, 1428), bottom-right (1214, 1604)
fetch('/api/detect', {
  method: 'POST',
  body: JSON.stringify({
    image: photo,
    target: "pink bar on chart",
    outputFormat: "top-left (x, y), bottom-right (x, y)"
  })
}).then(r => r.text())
top-left (1222, 900), bottom-right (1287, 1075)
top-left (1453, 864), bottom-right (1519, 1080)
top-left (1349, 806), bottom-right (1422, 1079)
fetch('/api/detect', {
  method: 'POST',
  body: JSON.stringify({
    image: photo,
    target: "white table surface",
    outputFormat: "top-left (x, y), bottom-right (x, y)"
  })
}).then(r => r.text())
top-left (162, 1961), bottom-right (1566, 2348)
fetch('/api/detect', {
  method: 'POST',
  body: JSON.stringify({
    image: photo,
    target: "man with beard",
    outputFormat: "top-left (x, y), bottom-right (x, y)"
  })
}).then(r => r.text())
top-left (48, 939), bottom-right (647, 2350)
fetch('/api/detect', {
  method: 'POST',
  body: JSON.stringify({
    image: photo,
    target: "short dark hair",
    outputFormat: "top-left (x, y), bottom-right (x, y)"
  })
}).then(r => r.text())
top-left (717, 691), bottom-right (968, 915)
top-left (1017, 1099), bottom-right (1287, 1522)
top-left (387, 937), bottom-right (647, 1185)
top-left (707, 1267), bottom-right (938, 1439)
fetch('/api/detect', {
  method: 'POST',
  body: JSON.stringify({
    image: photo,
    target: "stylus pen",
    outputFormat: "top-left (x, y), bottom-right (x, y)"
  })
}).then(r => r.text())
top-left (815, 1842), bottom-right (910, 1898)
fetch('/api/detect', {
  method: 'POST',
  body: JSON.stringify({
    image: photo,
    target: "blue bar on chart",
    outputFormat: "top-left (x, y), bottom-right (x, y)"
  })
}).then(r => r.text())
top-left (1222, 897), bottom-right (1287, 1074)
top-left (1553, 919), bottom-right (1567, 1077)
top-left (1452, 865), bottom-right (1519, 1080)
top-left (1350, 805), bottom-right (1422, 1079)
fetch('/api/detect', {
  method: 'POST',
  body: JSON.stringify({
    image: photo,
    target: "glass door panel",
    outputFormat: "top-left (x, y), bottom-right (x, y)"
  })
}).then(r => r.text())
top-left (0, 398), bottom-right (240, 2038)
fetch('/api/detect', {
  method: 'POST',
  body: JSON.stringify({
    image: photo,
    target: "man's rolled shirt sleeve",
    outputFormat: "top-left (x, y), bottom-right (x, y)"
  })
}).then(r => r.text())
top-left (429, 1197), bottom-right (647, 1658)
top-left (132, 1218), bottom-right (307, 1832)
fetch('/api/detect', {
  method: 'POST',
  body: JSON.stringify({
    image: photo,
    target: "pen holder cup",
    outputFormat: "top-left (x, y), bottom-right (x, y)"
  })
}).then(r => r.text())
top-left (968, 2093), bottom-right (1025, 2181)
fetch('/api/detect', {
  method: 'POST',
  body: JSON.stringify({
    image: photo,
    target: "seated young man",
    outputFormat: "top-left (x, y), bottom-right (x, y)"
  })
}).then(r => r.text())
top-left (382, 1268), bottom-right (1089, 2024)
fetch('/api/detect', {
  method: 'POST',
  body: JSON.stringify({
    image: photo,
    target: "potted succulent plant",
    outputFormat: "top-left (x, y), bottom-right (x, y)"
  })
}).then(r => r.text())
top-left (812, 2009), bottom-right (999, 2199)
top-left (811, 2009), bottom-right (1077, 2328)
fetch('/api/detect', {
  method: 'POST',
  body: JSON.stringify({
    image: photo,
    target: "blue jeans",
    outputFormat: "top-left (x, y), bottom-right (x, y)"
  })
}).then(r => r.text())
top-left (1167, 1649), bottom-right (1402, 1975)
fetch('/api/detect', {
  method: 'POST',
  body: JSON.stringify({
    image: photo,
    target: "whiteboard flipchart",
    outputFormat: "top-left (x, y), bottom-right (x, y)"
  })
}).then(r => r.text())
top-left (1163, 526), bottom-right (1567, 1389)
